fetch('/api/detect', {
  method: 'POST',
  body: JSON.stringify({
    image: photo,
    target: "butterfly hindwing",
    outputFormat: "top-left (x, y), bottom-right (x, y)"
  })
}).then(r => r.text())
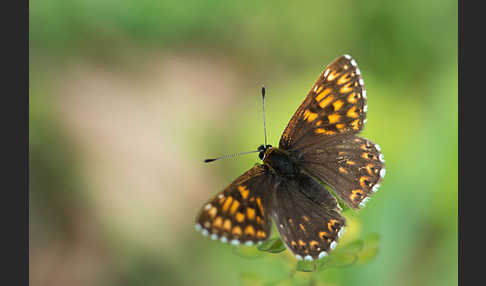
top-left (280, 55), bottom-right (367, 150)
top-left (296, 135), bottom-right (385, 209)
top-left (196, 165), bottom-right (274, 246)
top-left (272, 173), bottom-right (346, 261)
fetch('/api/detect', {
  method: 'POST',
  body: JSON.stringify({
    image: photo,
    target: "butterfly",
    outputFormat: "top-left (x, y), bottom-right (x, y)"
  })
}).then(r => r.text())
top-left (195, 55), bottom-right (385, 261)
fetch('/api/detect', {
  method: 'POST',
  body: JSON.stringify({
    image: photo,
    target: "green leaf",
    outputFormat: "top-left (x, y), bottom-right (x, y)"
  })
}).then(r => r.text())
top-left (257, 238), bottom-right (287, 254)
top-left (338, 238), bottom-right (364, 254)
top-left (356, 233), bottom-right (380, 264)
top-left (294, 237), bottom-right (370, 272)
top-left (363, 233), bottom-right (380, 245)
top-left (296, 260), bottom-right (318, 272)
top-left (232, 245), bottom-right (265, 259)
top-left (323, 251), bottom-right (359, 269)
top-left (293, 234), bottom-right (381, 273)
top-left (295, 252), bottom-right (357, 272)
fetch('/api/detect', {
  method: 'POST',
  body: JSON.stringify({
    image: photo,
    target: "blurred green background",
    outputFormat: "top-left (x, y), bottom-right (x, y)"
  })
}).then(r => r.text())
top-left (29, 0), bottom-right (457, 285)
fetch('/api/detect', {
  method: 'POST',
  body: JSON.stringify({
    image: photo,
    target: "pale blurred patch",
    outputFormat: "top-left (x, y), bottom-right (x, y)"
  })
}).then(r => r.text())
top-left (30, 52), bottom-right (247, 285)
top-left (45, 52), bottom-right (242, 260)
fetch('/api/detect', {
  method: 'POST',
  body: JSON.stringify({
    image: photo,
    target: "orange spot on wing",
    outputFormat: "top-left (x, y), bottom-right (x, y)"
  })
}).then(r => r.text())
top-left (333, 100), bottom-right (344, 111)
top-left (223, 219), bottom-right (232, 231)
top-left (256, 230), bottom-right (266, 239)
top-left (340, 82), bottom-right (353, 93)
top-left (236, 212), bottom-right (245, 223)
top-left (347, 92), bottom-right (359, 103)
top-left (319, 95), bottom-right (334, 108)
top-left (327, 71), bottom-right (341, 81)
top-left (256, 197), bottom-right (264, 215)
top-left (230, 200), bottom-right (240, 215)
top-left (350, 189), bottom-right (364, 202)
top-left (222, 196), bottom-right (233, 213)
top-left (256, 216), bottom-right (263, 224)
top-left (316, 87), bottom-right (332, 102)
top-left (328, 219), bottom-right (339, 232)
top-left (315, 128), bottom-right (336, 135)
top-left (347, 106), bottom-right (359, 118)
top-left (362, 152), bottom-right (375, 160)
top-left (246, 207), bottom-right (256, 220)
top-left (366, 164), bottom-right (376, 175)
top-left (244, 225), bottom-right (255, 236)
top-left (238, 186), bottom-right (249, 199)
top-left (299, 224), bottom-right (306, 232)
top-left (328, 113), bottom-right (341, 124)
top-left (232, 226), bottom-right (242, 236)
top-left (303, 109), bottom-right (318, 123)
top-left (337, 74), bottom-right (351, 85)
top-left (298, 240), bottom-right (306, 248)
top-left (213, 217), bottom-right (223, 228)
top-left (360, 176), bottom-right (371, 188)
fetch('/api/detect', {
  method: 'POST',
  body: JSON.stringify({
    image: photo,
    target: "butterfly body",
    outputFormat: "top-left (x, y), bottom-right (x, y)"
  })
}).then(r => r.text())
top-left (196, 55), bottom-right (386, 261)
top-left (263, 147), bottom-right (299, 179)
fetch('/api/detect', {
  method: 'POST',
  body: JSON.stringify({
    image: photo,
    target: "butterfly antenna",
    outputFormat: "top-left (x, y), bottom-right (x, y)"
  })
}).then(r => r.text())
top-left (262, 85), bottom-right (268, 147)
top-left (205, 86), bottom-right (268, 164)
top-left (204, 150), bottom-right (259, 163)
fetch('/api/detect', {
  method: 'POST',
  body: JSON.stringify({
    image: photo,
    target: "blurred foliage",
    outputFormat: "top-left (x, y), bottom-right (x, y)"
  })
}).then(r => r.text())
top-left (30, 0), bottom-right (457, 286)
top-left (234, 233), bottom-right (380, 285)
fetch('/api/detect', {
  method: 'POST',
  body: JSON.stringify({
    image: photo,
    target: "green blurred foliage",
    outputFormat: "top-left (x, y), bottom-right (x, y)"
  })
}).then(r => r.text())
top-left (30, 0), bottom-right (457, 286)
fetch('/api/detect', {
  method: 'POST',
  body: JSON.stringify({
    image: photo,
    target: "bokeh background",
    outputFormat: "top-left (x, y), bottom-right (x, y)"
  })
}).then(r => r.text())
top-left (29, 1), bottom-right (457, 285)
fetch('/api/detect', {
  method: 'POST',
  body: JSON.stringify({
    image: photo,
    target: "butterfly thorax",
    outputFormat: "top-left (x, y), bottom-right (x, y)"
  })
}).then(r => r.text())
top-left (263, 147), bottom-right (298, 179)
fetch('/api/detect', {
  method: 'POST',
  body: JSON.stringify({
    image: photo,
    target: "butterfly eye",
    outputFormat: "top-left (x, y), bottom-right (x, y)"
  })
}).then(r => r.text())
top-left (259, 152), bottom-right (265, 160)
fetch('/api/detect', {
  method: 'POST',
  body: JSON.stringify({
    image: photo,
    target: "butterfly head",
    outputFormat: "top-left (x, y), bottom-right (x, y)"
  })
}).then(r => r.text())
top-left (258, 144), bottom-right (273, 160)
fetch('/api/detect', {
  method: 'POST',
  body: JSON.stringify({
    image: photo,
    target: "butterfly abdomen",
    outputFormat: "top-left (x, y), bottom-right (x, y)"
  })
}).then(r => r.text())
top-left (263, 148), bottom-right (298, 179)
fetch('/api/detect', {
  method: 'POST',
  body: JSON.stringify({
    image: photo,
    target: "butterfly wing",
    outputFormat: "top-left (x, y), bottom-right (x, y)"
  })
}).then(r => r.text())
top-left (279, 55), bottom-right (367, 150)
top-left (195, 164), bottom-right (275, 246)
top-left (279, 55), bottom-right (384, 209)
top-left (271, 173), bottom-right (346, 261)
top-left (296, 135), bottom-right (385, 209)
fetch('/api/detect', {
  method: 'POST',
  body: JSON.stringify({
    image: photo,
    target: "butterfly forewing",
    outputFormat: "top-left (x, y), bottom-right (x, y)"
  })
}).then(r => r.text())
top-left (196, 165), bottom-right (274, 246)
top-left (272, 174), bottom-right (346, 260)
top-left (280, 55), bottom-right (367, 150)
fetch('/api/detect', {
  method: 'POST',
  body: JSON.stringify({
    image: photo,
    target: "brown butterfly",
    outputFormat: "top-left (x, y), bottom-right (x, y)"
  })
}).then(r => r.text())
top-left (195, 55), bottom-right (385, 261)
